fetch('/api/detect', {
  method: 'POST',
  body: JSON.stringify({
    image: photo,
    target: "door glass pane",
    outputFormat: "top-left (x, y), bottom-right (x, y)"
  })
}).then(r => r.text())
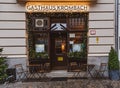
top-left (55, 38), bottom-right (66, 54)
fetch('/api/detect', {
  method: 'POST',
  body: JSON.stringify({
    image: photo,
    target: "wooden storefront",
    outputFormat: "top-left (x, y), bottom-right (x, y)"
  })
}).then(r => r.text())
top-left (26, 12), bottom-right (88, 70)
top-left (16, 0), bottom-right (96, 71)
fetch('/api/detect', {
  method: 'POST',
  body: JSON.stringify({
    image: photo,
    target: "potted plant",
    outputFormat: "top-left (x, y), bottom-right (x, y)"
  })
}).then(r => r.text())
top-left (0, 48), bottom-right (8, 83)
top-left (108, 47), bottom-right (120, 80)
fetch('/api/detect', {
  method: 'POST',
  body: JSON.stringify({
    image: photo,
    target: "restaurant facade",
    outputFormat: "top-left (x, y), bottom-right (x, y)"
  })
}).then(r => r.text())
top-left (0, 0), bottom-right (116, 71)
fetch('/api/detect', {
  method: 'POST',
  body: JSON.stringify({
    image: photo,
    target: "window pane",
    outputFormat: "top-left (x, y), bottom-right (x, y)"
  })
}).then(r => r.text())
top-left (35, 33), bottom-right (48, 53)
top-left (69, 32), bottom-right (87, 53)
top-left (55, 38), bottom-right (66, 54)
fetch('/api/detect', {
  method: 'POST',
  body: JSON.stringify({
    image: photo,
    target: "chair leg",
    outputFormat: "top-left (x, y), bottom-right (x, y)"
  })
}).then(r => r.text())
top-left (3, 79), bottom-right (15, 88)
top-left (4, 83), bottom-right (15, 88)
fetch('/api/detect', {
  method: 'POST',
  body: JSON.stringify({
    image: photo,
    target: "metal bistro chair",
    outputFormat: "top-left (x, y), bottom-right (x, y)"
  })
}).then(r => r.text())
top-left (70, 62), bottom-right (82, 78)
top-left (87, 64), bottom-right (95, 78)
top-left (14, 64), bottom-right (28, 81)
top-left (44, 63), bottom-right (50, 72)
top-left (41, 62), bottom-right (51, 77)
top-left (3, 75), bottom-right (15, 88)
top-left (41, 63), bottom-right (51, 81)
top-left (69, 62), bottom-right (78, 72)
top-left (94, 63), bottom-right (108, 79)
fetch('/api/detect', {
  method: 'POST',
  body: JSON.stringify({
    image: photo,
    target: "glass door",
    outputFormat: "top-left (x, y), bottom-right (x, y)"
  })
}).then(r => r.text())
top-left (50, 32), bottom-right (67, 70)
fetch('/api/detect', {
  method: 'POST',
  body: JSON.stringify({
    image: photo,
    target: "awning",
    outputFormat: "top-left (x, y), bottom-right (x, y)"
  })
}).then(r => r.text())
top-left (17, 0), bottom-right (96, 3)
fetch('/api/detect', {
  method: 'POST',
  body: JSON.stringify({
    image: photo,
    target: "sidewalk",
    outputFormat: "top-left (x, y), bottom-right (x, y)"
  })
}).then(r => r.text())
top-left (1, 70), bottom-right (120, 88)
top-left (0, 79), bottom-right (120, 88)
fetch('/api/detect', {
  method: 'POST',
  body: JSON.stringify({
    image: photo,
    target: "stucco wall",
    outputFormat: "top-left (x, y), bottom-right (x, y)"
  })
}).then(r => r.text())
top-left (88, 0), bottom-right (114, 56)
top-left (88, 0), bottom-right (114, 66)
top-left (0, 0), bottom-right (27, 68)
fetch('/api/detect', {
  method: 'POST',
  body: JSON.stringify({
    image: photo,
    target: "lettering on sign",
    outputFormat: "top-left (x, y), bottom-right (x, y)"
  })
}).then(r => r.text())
top-left (26, 3), bottom-right (89, 12)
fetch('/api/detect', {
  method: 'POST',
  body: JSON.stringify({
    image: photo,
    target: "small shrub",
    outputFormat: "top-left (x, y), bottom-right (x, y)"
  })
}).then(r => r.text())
top-left (108, 47), bottom-right (119, 70)
top-left (0, 48), bottom-right (8, 82)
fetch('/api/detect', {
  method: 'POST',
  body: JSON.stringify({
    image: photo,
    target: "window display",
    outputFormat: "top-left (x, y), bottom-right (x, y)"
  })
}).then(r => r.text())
top-left (72, 44), bottom-right (81, 52)
top-left (35, 44), bottom-right (45, 52)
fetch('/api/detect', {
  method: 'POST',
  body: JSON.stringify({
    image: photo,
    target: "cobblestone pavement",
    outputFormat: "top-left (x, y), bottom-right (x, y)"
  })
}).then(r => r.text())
top-left (0, 79), bottom-right (120, 88)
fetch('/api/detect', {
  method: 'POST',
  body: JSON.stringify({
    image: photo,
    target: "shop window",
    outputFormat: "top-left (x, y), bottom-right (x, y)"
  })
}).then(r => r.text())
top-left (35, 33), bottom-right (48, 53)
top-left (68, 13), bottom-right (88, 31)
top-left (69, 32), bottom-right (87, 57)
top-left (68, 18), bottom-right (85, 30)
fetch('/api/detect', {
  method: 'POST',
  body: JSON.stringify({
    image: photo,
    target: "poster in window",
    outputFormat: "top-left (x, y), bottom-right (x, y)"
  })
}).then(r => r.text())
top-left (72, 44), bottom-right (81, 52)
top-left (35, 44), bottom-right (44, 52)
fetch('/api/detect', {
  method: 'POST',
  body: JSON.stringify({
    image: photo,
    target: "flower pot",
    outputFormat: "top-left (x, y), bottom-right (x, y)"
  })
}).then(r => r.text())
top-left (109, 70), bottom-right (120, 80)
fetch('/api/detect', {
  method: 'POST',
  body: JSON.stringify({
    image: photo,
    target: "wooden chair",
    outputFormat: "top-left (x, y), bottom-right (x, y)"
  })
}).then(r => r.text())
top-left (14, 64), bottom-right (28, 81)
top-left (44, 63), bottom-right (50, 72)
top-left (35, 63), bottom-right (51, 82)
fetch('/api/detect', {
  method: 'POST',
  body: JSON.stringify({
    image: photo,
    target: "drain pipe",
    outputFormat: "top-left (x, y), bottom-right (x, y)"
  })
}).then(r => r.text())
top-left (115, 0), bottom-right (119, 59)
top-left (115, 0), bottom-right (120, 74)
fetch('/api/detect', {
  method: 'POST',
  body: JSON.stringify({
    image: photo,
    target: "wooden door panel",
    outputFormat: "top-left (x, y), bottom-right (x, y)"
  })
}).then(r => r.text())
top-left (50, 32), bottom-right (67, 69)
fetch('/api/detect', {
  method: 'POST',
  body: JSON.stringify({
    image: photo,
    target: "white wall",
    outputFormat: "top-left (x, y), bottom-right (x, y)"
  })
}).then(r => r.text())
top-left (0, 0), bottom-right (27, 68)
top-left (88, 0), bottom-right (115, 57)
top-left (0, 0), bottom-right (26, 58)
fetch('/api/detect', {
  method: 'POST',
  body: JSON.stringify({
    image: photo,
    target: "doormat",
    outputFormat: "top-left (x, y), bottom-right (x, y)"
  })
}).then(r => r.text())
top-left (50, 77), bottom-right (68, 81)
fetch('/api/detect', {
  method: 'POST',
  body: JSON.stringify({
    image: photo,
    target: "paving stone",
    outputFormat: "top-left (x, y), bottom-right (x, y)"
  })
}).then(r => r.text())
top-left (0, 79), bottom-right (120, 88)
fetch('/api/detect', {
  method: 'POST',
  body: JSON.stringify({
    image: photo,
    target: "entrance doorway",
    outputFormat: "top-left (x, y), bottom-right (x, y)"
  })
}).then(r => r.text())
top-left (50, 14), bottom-right (68, 70)
top-left (50, 32), bottom-right (67, 70)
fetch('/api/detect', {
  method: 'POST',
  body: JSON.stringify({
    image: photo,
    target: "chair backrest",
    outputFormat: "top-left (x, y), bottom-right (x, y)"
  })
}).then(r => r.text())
top-left (99, 63), bottom-right (107, 71)
top-left (70, 62), bottom-right (77, 66)
top-left (14, 64), bottom-right (24, 73)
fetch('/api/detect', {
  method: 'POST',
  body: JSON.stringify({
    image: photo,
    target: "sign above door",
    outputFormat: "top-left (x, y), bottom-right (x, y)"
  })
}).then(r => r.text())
top-left (26, 2), bottom-right (89, 12)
